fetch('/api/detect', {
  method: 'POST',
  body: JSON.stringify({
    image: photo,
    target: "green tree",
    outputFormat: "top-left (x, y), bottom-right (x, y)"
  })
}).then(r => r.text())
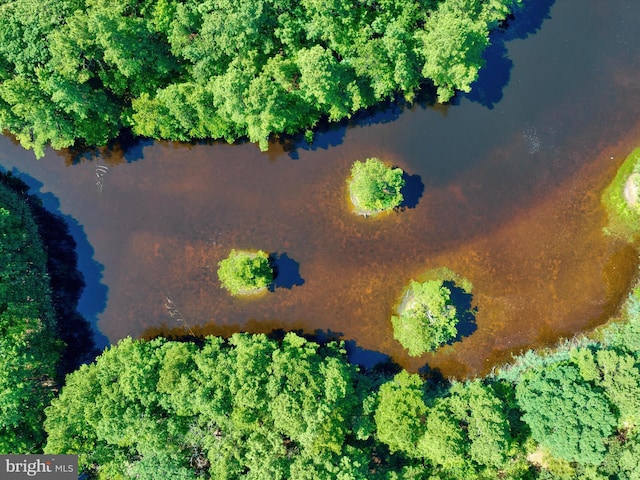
top-left (418, 0), bottom-right (492, 102)
top-left (0, 0), bottom-right (518, 156)
top-left (348, 158), bottom-right (405, 215)
top-left (45, 333), bottom-right (375, 479)
top-left (374, 371), bottom-right (427, 456)
top-left (515, 362), bottom-right (617, 465)
top-left (594, 349), bottom-right (640, 427)
top-left (217, 249), bottom-right (274, 295)
top-left (392, 280), bottom-right (459, 355)
top-left (418, 380), bottom-right (511, 478)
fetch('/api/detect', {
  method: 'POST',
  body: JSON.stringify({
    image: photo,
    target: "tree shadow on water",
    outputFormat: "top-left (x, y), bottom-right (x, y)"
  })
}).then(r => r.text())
top-left (60, 128), bottom-right (152, 167)
top-left (463, 0), bottom-right (555, 109)
top-left (278, 328), bottom-right (395, 372)
top-left (269, 252), bottom-right (304, 290)
top-left (443, 280), bottom-right (477, 344)
top-left (272, 99), bottom-right (405, 160)
top-left (344, 340), bottom-right (392, 370)
top-left (400, 172), bottom-right (424, 209)
top-left (3, 169), bottom-right (110, 372)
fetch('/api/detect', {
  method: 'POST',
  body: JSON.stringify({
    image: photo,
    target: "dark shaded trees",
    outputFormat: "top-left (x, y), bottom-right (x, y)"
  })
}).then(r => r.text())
top-left (0, 175), bottom-right (61, 452)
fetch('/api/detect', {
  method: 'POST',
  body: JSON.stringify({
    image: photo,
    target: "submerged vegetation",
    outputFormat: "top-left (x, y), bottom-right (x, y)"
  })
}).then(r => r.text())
top-left (217, 249), bottom-right (273, 296)
top-left (0, 0), bottom-right (520, 157)
top-left (348, 158), bottom-right (405, 216)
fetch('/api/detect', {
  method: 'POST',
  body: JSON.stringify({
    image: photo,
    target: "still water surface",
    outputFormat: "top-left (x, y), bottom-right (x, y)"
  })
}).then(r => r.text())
top-left (1, 0), bottom-right (640, 377)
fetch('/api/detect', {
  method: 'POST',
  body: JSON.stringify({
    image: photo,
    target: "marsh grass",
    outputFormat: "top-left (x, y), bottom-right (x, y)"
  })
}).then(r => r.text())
top-left (601, 147), bottom-right (640, 241)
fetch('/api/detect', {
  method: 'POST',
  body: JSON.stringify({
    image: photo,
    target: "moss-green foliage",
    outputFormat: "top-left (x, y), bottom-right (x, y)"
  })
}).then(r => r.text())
top-left (0, 175), bottom-right (61, 452)
top-left (374, 371), bottom-right (427, 456)
top-left (489, 285), bottom-right (640, 478)
top-left (349, 158), bottom-right (405, 214)
top-left (217, 249), bottom-right (273, 295)
top-left (44, 333), bottom-right (381, 479)
top-left (0, 0), bottom-right (519, 156)
top-left (601, 147), bottom-right (640, 241)
top-left (419, 381), bottom-right (513, 477)
top-left (392, 279), bottom-right (459, 355)
top-left (515, 362), bottom-right (616, 465)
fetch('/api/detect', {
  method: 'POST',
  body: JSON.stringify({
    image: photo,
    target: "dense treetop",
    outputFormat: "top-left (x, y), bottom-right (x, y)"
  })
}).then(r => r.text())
top-left (217, 249), bottom-right (273, 295)
top-left (392, 279), bottom-right (459, 355)
top-left (392, 270), bottom-right (473, 356)
top-left (0, 0), bottom-right (520, 157)
top-left (348, 158), bottom-right (405, 215)
top-left (45, 333), bottom-right (380, 479)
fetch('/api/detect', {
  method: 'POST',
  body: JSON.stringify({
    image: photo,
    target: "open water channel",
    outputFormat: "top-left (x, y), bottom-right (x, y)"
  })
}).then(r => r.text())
top-left (1, 0), bottom-right (639, 377)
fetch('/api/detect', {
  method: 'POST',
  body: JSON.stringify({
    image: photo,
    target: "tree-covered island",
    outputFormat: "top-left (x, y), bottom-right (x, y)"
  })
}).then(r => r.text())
top-left (348, 158), bottom-right (405, 216)
top-left (217, 249), bottom-right (274, 295)
top-left (602, 147), bottom-right (640, 241)
top-left (392, 269), bottom-right (473, 355)
top-left (0, 0), bottom-right (521, 157)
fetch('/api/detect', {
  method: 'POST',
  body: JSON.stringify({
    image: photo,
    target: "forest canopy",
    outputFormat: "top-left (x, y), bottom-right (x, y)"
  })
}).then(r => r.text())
top-left (0, 0), bottom-right (520, 157)
top-left (42, 287), bottom-right (640, 479)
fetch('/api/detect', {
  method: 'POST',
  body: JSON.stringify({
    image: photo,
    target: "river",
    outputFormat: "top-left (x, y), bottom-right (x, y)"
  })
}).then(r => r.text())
top-left (1, 0), bottom-right (639, 377)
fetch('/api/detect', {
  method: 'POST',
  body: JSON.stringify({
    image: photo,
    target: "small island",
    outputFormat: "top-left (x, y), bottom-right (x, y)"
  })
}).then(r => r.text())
top-left (348, 158), bottom-right (405, 216)
top-left (602, 147), bottom-right (640, 240)
top-left (392, 269), bottom-right (473, 356)
top-left (217, 249), bottom-right (274, 296)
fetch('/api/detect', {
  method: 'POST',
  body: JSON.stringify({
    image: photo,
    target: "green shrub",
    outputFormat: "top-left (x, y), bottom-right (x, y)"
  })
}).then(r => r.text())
top-left (391, 279), bottom-right (459, 355)
top-left (348, 158), bottom-right (405, 215)
top-left (217, 249), bottom-right (273, 295)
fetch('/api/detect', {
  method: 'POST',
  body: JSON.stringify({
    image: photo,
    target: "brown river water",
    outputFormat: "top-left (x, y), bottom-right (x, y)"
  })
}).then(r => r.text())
top-left (1, 0), bottom-right (640, 377)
